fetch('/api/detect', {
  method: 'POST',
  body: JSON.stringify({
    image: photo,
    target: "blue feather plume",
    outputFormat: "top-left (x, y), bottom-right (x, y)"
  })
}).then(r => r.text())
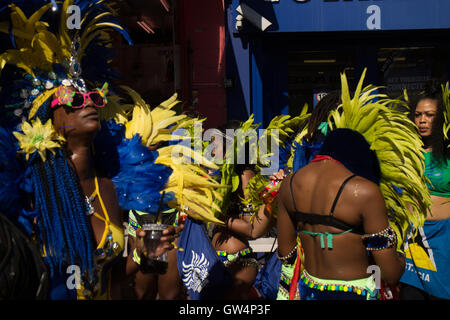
top-left (0, 125), bottom-right (26, 219)
top-left (93, 121), bottom-right (174, 215)
top-left (278, 140), bottom-right (292, 171)
top-left (112, 135), bottom-right (174, 214)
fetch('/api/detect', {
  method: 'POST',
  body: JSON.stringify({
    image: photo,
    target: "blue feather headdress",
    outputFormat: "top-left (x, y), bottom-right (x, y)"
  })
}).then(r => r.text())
top-left (0, 0), bottom-right (132, 123)
top-left (0, 0), bottom-right (135, 283)
top-left (0, 2), bottom-right (224, 293)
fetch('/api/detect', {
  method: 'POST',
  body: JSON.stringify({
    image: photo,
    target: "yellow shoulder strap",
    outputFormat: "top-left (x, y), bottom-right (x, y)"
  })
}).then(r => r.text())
top-left (91, 175), bottom-right (110, 223)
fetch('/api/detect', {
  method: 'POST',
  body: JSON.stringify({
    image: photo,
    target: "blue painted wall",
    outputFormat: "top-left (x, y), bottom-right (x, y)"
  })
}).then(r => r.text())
top-left (232, 0), bottom-right (450, 32)
top-left (226, 3), bottom-right (251, 122)
top-left (225, 0), bottom-right (450, 127)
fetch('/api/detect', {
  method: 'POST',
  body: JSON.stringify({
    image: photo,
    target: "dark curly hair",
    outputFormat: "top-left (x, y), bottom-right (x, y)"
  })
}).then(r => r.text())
top-left (320, 128), bottom-right (381, 185)
top-left (304, 90), bottom-right (342, 143)
top-left (0, 212), bottom-right (48, 299)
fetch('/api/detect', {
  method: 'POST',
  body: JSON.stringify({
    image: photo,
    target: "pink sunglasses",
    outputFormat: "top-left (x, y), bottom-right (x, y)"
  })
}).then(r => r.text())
top-left (51, 83), bottom-right (108, 109)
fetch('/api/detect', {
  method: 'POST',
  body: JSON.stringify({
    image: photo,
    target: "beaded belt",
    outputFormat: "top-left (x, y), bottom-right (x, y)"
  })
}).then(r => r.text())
top-left (216, 248), bottom-right (259, 268)
top-left (300, 270), bottom-right (375, 298)
top-left (217, 248), bottom-right (253, 260)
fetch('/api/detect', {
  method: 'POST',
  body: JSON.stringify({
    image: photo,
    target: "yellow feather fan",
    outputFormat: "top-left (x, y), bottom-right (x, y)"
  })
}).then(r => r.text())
top-left (121, 88), bottom-right (227, 225)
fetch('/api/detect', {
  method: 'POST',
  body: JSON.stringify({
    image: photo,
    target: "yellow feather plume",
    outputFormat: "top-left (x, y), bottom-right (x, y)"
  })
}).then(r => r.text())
top-left (28, 87), bottom-right (58, 120)
top-left (121, 88), bottom-right (227, 225)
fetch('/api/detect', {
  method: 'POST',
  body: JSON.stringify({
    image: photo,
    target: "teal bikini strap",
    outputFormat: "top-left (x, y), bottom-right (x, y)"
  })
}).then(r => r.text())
top-left (300, 229), bottom-right (353, 249)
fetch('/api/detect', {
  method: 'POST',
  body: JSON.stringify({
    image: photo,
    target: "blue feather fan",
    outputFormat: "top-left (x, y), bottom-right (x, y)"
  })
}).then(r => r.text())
top-left (112, 135), bottom-right (174, 214)
top-left (94, 121), bottom-right (174, 215)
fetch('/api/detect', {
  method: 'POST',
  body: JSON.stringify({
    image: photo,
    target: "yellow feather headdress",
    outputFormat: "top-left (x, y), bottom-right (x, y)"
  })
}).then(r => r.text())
top-left (289, 69), bottom-right (430, 249)
top-left (325, 69), bottom-right (430, 247)
top-left (0, 0), bottom-right (132, 122)
top-left (240, 109), bottom-right (311, 217)
top-left (441, 82), bottom-right (450, 141)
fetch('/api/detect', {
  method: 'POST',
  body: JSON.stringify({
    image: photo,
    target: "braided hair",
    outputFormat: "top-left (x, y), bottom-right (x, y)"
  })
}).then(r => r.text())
top-left (0, 212), bottom-right (48, 299)
top-left (25, 100), bottom-right (96, 280)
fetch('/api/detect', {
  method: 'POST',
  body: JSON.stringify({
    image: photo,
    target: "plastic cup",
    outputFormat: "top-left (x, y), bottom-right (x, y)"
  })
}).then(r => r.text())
top-left (140, 223), bottom-right (169, 273)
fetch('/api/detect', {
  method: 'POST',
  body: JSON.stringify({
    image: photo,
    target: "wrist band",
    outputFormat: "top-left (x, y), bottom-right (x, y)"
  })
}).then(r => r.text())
top-left (132, 248), bottom-right (141, 265)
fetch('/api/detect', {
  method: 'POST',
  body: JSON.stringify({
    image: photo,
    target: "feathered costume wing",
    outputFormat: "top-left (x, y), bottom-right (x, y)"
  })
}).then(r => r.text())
top-left (215, 110), bottom-right (310, 221)
top-left (210, 115), bottom-right (259, 220)
top-left (293, 69), bottom-right (431, 248)
top-left (240, 109), bottom-right (311, 218)
top-left (118, 86), bottom-right (225, 225)
top-left (441, 82), bottom-right (450, 142)
top-left (0, 0), bottom-right (224, 258)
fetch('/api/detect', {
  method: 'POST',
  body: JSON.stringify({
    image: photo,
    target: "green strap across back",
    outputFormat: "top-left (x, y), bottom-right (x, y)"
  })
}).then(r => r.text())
top-left (300, 229), bottom-right (353, 249)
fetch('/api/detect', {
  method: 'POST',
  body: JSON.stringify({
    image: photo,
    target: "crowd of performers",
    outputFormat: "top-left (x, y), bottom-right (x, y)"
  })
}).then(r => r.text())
top-left (0, 1), bottom-right (449, 301)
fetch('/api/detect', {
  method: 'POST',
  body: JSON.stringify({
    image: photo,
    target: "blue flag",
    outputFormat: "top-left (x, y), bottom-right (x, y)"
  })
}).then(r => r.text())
top-left (177, 217), bottom-right (231, 299)
top-left (400, 221), bottom-right (450, 299)
top-left (253, 251), bottom-right (281, 300)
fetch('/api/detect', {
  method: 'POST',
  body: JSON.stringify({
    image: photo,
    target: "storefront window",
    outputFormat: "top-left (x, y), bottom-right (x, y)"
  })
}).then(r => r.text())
top-left (288, 49), bottom-right (356, 115)
top-left (287, 45), bottom-right (448, 116)
top-left (377, 46), bottom-right (447, 99)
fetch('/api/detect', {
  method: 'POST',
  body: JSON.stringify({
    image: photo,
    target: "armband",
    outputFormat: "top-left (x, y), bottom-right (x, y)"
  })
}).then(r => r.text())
top-left (128, 210), bottom-right (142, 238)
top-left (277, 244), bottom-right (297, 265)
top-left (362, 226), bottom-right (397, 251)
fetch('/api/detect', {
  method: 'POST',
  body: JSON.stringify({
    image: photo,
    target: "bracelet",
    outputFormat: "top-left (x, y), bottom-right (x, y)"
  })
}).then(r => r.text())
top-left (277, 244), bottom-right (297, 264)
top-left (128, 217), bottom-right (140, 231)
top-left (132, 248), bottom-right (141, 265)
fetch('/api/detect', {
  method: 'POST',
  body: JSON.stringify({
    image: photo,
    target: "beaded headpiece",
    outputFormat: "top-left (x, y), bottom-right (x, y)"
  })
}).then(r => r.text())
top-left (0, 0), bottom-right (132, 125)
